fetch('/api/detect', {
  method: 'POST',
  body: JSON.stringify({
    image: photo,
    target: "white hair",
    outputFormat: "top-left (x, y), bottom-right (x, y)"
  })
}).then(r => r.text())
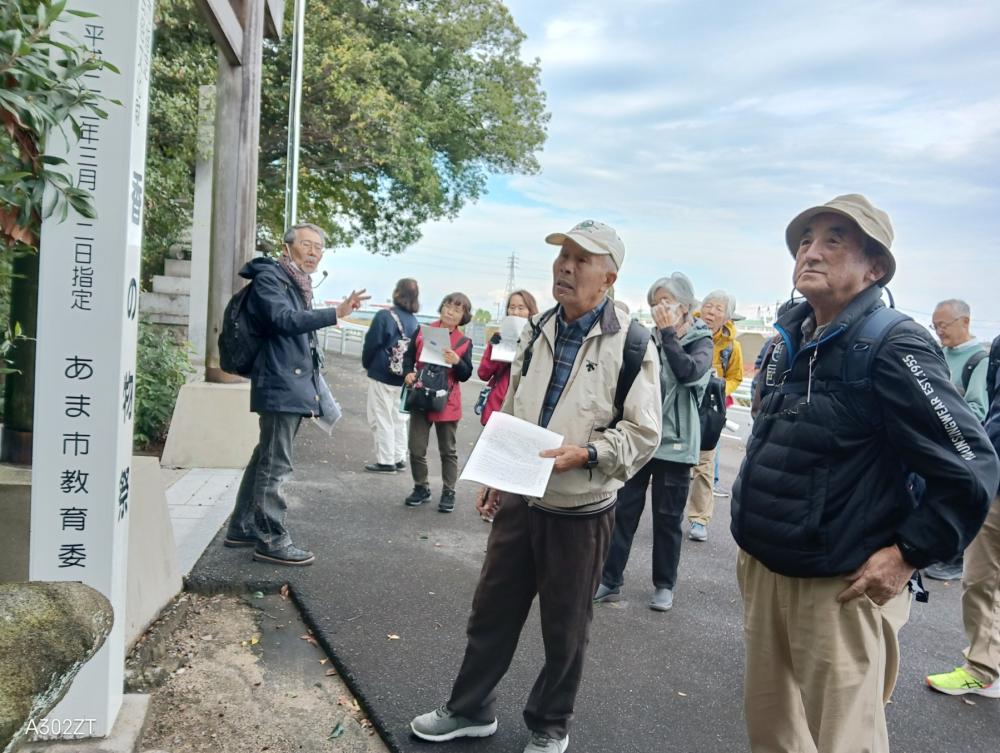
top-left (702, 289), bottom-right (736, 319)
top-left (936, 299), bottom-right (970, 318)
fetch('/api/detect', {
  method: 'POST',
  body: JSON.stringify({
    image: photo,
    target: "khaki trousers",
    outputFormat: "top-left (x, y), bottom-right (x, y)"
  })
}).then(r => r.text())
top-left (408, 411), bottom-right (459, 491)
top-left (366, 379), bottom-right (408, 466)
top-left (687, 448), bottom-right (715, 525)
top-left (962, 494), bottom-right (1000, 684)
top-left (737, 550), bottom-right (911, 753)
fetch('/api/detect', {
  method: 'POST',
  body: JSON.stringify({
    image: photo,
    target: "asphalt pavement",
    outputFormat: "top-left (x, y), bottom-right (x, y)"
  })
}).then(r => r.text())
top-left (189, 356), bottom-right (1000, 753)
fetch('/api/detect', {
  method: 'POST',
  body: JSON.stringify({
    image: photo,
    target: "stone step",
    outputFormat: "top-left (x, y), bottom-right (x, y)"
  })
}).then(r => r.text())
top-left (143, 312), bottom-right (189, 326)
top-left (152, 275), bottom-right (191, 295)
top-left (164, 258), bottom-right (192, 278)
top-left (140, 291), bottom-right (190, 317)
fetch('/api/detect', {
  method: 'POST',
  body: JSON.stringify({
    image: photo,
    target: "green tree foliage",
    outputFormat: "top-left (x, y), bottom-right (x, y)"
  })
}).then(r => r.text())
top-left (144, 0), bottom-right (548, 278)
top-left (133, 319), bottom-right (193, 449)
top-left (472, 307), bottom-right (492, 323)
top-left (143, 0), bottom-right (216, 283)
top-left (0, 0), bottom-right (116, 250)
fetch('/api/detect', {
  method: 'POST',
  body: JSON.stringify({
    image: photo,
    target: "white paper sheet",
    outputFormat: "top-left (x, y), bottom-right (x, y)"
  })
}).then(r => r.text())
top-left (459, 412), bottom-right (564, 497)
top-left (489, 315), bottom-right (529, 363)
top-left (310, 375), bottom-right (343, 435)
top-left (419, 324), bottom-right (452, 367)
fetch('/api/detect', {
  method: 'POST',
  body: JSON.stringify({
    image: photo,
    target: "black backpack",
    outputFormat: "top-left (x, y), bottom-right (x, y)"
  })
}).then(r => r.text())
top-left (218, 283), bottom-right (262, 377)
top-left (404, 337), bottom-right (471, 413)
top-left (987, 334), bottom-right (1000, 406)
top-left (961, 349), bottom-right (988, 396)
top-left (698, 374), bottom-right (727, 451)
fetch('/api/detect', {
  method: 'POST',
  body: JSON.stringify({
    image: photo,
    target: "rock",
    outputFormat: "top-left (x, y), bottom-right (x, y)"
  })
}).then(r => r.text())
top-left (0, 582), bottom-right (113, 752)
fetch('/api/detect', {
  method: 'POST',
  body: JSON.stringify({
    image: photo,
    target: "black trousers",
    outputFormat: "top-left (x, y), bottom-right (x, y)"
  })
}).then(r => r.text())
top-left (601, 458), bottom-right (692, 590)
top-left (447, 494), bottom-right (613, 739)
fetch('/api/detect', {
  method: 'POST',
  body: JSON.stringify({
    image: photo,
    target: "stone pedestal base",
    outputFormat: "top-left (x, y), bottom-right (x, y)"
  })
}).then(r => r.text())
top-left (160, 381), bottom-right (258, 469)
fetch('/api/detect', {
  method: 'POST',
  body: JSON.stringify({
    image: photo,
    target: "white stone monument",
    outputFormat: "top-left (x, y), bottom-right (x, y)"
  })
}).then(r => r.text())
top-left (29, 0), bottom-right (155, 738)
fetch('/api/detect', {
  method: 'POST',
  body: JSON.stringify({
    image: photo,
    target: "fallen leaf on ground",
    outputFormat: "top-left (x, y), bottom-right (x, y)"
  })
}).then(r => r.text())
top-left (677, 691), bottom-right (687, 697)
top-left (328, 722), bottom-right (344, 739)
top-left (252, 591), bottom-right (264, 599)
top-left (387, 634), bottom-right (401, 640)
top-left (319, 658), bottom-right (328, 664)
top-left (337, 695), bottom-right (351, 707)
top-left (250, 636), bottom-right (260, 646)
top-left (326, 668), bottom-right (338, 676)
top-left (963, 697), bottom-right (976, 706)
top-left (279, 584), bottom-right (289, 600)
top-left (360, 718), bottom-right (374, 734)
top-left (300, 634), bottom-right (318, 647)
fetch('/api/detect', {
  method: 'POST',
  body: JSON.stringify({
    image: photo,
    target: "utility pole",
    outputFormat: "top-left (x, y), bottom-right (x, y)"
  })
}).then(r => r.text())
top-left (503, 252), bottom-right (518, 300)
top-left (284, 0), bottom-right (306, 228)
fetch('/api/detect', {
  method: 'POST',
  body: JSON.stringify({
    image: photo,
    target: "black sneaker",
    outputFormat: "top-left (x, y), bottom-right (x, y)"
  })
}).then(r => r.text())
top-left (405, 485), bottom-right (432, 506)
top-left (365, 462), bottom-right (398, 474)
top-left (395, 461), bottom-right (407, 471)
top-left (252, 544), bottom-right (315, 566)
top-left (438, 489), bottom-right (456, 513)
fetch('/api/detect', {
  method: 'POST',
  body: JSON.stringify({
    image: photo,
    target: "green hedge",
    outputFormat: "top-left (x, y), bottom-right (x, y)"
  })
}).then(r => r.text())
top-left (134, 320), bottom-right (193, 450)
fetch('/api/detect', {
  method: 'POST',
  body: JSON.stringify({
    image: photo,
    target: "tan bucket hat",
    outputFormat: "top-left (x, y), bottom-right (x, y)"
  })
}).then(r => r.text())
top-left (546, 220), bottom-right (626, 270)
top-left (785, 194), bottom-right (895, 285)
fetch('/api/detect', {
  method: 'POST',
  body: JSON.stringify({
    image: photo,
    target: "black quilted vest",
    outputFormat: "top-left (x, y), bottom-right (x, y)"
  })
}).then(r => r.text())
top-left (731, 286), bottom-right (913, 577)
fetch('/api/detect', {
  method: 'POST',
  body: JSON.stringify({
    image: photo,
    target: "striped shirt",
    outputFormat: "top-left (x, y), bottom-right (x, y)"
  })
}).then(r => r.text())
top-left (539, 300), bottom-right (607, 428)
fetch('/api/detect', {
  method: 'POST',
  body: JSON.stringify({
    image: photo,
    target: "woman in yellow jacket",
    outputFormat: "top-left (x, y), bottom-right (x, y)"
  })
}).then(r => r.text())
top-left (687, 290), bottom-right (743, 541)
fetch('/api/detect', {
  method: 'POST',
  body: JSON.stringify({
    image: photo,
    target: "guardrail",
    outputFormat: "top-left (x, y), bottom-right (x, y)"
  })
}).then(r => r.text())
top-left (317, 320), bottom-right (487, 363)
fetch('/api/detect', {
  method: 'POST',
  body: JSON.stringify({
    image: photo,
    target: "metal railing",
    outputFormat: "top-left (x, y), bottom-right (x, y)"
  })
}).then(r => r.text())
top-left (318, 320), bottom-right (487, 364)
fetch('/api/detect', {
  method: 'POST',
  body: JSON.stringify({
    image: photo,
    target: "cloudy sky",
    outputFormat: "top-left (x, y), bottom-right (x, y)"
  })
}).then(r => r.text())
top-left (319, 0), bottom-right (1000, 336)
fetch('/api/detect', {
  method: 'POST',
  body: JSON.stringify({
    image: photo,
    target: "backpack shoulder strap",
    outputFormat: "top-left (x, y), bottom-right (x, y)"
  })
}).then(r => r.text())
top-left (844, 306), bottom-right (909, 384)
top-left (610, 319), bottom-right (652, 427)
top-left (387, 308), bottom-right (405, 337)
top-left (520, 307), bottom-right (558, 377)
top-left (987, 334), bottom-right (1000, 405)
top-left (962, 349), bottom-right (988, 392)
top-left (720, 343), bottom-right (733, 376)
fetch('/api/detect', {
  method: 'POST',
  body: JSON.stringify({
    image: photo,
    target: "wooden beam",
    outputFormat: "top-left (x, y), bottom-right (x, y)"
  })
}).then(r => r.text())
top-left (265, 0), bottom-right (287, 40)
top-left (193, 0), bottom-right (243, 65)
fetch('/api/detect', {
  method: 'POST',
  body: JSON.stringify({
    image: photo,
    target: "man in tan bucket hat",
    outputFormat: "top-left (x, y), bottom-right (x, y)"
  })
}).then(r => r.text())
top-left (731, 194), bottom-right (999, 752)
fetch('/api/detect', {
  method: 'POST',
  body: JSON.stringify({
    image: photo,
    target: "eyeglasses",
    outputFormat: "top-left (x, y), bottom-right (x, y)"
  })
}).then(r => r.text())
top-left (295, 240), bottom-right (324, 252)
top-left (931, 316), bottom-right (961, 333)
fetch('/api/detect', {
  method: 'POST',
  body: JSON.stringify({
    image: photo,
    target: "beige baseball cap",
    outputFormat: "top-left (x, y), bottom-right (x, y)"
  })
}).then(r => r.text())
top-left (785, 194), bottom-right (895, 285)
top-left (546, 220), bottom-right (626, 270)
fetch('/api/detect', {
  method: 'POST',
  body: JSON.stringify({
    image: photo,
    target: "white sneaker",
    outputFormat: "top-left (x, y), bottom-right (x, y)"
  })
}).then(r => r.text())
top-left (524, 731), bottom-right (569, 753)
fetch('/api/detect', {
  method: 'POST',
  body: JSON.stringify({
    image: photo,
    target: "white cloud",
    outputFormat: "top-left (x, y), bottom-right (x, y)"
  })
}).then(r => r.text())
top-left (329, 0), bottom-right (1000, 335)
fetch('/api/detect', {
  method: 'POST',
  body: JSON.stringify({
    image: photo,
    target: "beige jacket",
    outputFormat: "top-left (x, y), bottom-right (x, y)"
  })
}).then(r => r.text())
top-left (500, 300), bottom-right (663, 510)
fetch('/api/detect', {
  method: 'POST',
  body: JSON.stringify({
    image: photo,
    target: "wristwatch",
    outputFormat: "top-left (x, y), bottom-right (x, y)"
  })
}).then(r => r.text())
top-left (584, 443), bottom-right (599, 469)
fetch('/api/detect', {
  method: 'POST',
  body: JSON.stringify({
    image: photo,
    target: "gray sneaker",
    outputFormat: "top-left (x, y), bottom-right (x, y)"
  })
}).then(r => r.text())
top-left (524, 732), bottom-right (569, 752)
top-left (649, 588), bottom-right (674, 612)
top-left (924, 561), bottom-right (964, 581)
top-left (410, 706), bottom-right (498, 742)
top-left (593, 583), bottom-right (621, 603)
top-left (689, 522), bottom-right (708, 542)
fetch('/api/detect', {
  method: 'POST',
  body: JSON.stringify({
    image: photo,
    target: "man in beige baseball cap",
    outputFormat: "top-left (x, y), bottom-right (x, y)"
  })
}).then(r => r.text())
top-left (731, 193), bottom-right (999, 753)
top-left (545, 219), bottom-right (626, 271)
top-left (409, 218), bottom-right (662, 753)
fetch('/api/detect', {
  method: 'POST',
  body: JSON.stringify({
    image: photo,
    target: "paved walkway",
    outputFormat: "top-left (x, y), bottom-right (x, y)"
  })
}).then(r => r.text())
top-left (179, 356), bottom-right (1000, 753)
top-left (164, 467), bottom-right (241, 577)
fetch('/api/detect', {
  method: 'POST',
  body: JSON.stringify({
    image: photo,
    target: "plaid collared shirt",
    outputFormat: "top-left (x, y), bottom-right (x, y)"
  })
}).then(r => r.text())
top-left (539, 299), bottom-right (607, 428)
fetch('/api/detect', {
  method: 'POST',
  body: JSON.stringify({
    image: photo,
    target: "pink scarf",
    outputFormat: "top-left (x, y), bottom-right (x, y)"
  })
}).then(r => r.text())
top-left (278, 253), bottom-right (313, 309)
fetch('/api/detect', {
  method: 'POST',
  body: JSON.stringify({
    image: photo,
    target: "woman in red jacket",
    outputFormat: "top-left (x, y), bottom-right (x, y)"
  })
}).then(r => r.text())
top-left (403, 293), bottom-right (474, 513)
top-left (477, 289), bottom-right (539, 426)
